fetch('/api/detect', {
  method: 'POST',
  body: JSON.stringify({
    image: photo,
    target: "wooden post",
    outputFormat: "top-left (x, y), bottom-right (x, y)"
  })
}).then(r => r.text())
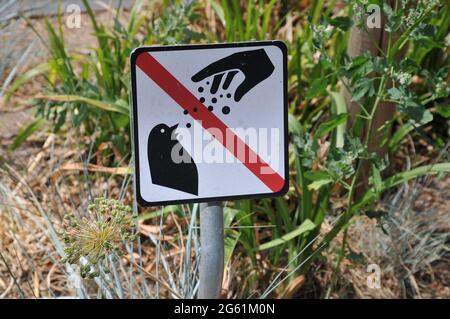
top-left (341, 0), bottom-right (404, 197)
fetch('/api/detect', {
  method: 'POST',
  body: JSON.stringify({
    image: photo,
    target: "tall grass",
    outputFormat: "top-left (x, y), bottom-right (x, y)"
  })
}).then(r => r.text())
top-left (0, 129), bottom-right (204, 298)
top-left (2, 0), bottom-right (450, 298)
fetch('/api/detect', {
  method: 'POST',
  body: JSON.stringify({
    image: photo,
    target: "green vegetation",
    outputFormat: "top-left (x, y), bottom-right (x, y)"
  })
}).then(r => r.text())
top-left (3, 0), bottom-right (449, 298)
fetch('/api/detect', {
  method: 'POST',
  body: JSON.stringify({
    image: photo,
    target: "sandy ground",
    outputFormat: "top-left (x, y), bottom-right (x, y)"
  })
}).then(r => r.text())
top-left (0, 6), bottom-right (126, 141)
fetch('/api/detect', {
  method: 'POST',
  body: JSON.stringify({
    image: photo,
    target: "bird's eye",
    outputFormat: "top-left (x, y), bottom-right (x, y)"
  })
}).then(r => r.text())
top-left (160, 128), bottom-right (165, 133)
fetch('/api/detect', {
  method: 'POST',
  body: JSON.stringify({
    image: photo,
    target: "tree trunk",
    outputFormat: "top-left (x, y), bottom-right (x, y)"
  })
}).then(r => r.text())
top-left (341, 0), bottom-right (404, 197)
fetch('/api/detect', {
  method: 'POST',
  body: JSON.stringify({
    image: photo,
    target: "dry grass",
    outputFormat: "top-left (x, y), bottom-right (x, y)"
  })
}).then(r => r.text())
top-left (1, 1), bottom-right (449, 299)
top-left (1, 104), bottom-right (449, 299)
top-left (334, 177), bottom-right (450, 299)
top-left (0, 127), bottom-right (202, 298)
top-left (0, 7), bottom-right (199, 299)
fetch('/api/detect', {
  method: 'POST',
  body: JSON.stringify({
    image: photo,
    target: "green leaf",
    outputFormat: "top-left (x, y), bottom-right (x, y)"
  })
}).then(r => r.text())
top-left (275, 197), bottom-right (292, 230)
top-left (345, 55), bottom-right (370, 75)
top-left (315, 113), bottom-right (349, 139)
top-left (389, 87), bottom-right (433, 124)
top-left (436, 105), bottom-right (450, 118)
top-left (388, 87), bottom-right (404, 100)
top-left (402, 104), bottom-right (433, 125)
top-left (304, 170), bottom-right (331, 181)
top-left (5, 63), bottom-right (50, 102)
top-left (371, 165), bottom-right (382, 193)
top-left (389, 122), bottom-right (415, 152)
top-left (223, 207), bottom-right (239, 228)
top-left (288, 114), bottom-right (303, 136)
top-left (354, 163), bottom-right (450, 211)
top-left (410, 25), bottom-right (443, 49)
top-left (308, 178), bottom-right (333, 190)
top-left (329, 91), bottom-right (347, 148)
top-left (329, 16), bottom-right (352, 31)
top-left (260, 0), bottom-right (278, 39)
top-left (35, 95), bottom-right (129, 115)
top-left (9, 117), bottom-right (45, 150)
top-left (137, 205), bottom-right (182, 221)
top-left (306, 78), bottom-right (328, 100)
top-left (224, 229), bottom-right (240, 268)
top-left (258, 219), bottom-right (316, 251)
top-left (305, 170), bottom-right (334, 190)
top-left (383, 163), bottom-right (450, 189)
top-left (351, 79), bottom-right (374, 101)
top-left (368, 153), bottom-right (387, 171)
top-left (400, 58), bottom-right (420, 73)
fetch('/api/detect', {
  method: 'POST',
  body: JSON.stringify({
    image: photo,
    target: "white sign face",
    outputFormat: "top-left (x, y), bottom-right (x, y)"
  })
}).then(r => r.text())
top-left (131, 41), bottom-right (288, 206)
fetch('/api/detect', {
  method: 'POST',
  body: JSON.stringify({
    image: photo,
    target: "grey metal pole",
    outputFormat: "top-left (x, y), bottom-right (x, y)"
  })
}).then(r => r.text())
top-left (198, 201), bottom-right (224, 299)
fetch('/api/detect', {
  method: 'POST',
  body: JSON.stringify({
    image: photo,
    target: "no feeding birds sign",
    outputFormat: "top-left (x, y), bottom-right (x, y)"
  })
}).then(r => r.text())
top-left (130, 41), bottom-right (288, 206)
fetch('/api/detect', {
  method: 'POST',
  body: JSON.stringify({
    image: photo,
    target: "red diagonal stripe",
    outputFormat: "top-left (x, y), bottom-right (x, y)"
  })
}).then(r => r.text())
top-left (136, 52), bottom-right (285, 193)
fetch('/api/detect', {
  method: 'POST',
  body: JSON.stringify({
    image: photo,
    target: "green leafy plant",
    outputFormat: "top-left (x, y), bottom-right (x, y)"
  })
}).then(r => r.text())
top-left (272, 0), bottom-right (450, 296)
top-left (6, 0), bottom-right (145, 157)
top-left (150, 1), bottom-right (204, 45)
top-left (6, 0), bottom-right (203, 157)
top-left (222, 0), bottom-right (450, 297)
top-left (3, 0), bottom-right (449, 298)
top-left (211, 0), bottom-right (280, 42)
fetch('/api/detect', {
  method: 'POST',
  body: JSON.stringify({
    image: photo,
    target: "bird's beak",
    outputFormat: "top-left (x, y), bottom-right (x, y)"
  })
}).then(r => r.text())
top-left (170, 124), bottom-right (179, 139)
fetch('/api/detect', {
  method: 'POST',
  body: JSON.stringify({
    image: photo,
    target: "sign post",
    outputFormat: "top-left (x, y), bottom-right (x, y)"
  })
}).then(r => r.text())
top-left (130, 41), bottom-right (288, 298)
top-left (198, 202), bottom-right (224, 299)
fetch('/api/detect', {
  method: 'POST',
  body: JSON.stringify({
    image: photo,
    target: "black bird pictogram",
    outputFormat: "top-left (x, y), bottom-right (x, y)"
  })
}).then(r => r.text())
top-left (148, 123), bottom-right (198, 195)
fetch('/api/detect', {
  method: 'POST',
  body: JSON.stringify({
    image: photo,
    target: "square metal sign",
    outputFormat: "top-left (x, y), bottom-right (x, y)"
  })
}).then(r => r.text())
top-left (130, 41), bottom-right (288, 206)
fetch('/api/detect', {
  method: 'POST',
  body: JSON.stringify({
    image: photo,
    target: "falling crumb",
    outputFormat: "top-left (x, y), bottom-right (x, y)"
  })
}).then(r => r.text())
top-left (222, 106), bottom-right (230, 114)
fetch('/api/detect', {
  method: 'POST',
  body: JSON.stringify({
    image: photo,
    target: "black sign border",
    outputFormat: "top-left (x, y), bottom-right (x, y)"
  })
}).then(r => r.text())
top-left (130, 41), bottom-right (289, 207)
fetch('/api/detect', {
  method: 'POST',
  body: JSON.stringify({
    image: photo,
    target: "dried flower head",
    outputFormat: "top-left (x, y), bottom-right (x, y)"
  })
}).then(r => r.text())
top-left (61, 198), bottom-right (136, 278)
